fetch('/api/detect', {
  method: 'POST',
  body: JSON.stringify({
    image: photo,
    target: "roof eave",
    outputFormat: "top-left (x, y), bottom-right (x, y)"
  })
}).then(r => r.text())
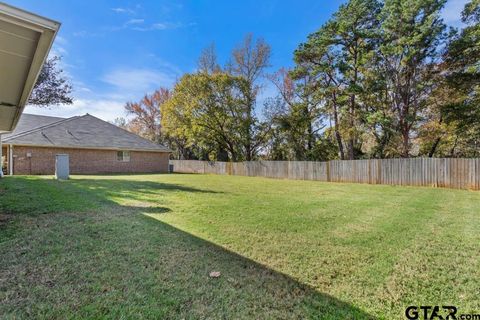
top-left (0, 3), bottom-right (61, 133)
top-left (3, 142), bottom-right (172, 153)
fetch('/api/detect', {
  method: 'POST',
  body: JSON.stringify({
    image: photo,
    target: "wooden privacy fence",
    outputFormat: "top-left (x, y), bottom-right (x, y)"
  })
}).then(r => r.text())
top-left (170, 158), bottom-right (480, 190)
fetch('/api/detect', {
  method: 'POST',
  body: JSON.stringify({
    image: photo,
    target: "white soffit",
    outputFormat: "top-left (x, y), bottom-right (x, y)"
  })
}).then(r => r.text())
top-left (0, 2), bottom-right (60, 133)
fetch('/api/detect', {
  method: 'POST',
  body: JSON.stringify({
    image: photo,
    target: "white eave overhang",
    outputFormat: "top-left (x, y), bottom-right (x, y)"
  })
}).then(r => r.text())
top-left (0, 2), bottom-right (60, 133)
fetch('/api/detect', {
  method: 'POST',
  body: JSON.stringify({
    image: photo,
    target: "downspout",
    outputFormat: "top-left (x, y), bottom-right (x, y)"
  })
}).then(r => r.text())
top-left (9, 144), bottom-right (13, 175)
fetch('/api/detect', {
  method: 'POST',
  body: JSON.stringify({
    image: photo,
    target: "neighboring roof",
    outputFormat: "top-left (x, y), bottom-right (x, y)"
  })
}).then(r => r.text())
top-left (0, 2), bottom-right (60, 133)
top-left (2, 113), bottom-right (171, 152)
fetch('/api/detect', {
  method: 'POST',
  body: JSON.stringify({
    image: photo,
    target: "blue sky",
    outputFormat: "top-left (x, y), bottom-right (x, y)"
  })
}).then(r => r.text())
top-left (8, 0), bottom-right (468, 121)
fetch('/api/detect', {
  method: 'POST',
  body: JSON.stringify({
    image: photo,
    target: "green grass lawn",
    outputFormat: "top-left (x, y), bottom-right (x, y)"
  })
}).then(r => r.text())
top-left (0, 174), bottom-right (479, 319)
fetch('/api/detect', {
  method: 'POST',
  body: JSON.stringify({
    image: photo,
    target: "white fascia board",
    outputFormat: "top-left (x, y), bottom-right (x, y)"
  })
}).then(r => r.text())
top-left (0, 2), bottom-right (59, 31)
top-left (0, 2), bottom-right (60, 133)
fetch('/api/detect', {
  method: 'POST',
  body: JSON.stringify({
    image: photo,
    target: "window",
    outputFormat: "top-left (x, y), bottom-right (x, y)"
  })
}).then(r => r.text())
top-left (117, 151), bottom-right (130, 162)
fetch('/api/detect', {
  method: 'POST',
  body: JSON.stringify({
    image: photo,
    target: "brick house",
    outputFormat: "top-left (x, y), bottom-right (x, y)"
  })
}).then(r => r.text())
top-left (1, 114), bottom-right (171, 175)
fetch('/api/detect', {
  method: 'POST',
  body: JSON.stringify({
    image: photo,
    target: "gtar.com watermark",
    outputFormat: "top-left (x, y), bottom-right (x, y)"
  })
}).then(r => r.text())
top-left (405, 306), bottom-right (480, 320)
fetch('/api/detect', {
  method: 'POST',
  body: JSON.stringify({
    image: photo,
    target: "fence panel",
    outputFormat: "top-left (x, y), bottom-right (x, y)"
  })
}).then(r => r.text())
top-left (170, 158), bottom-right (479, 190)
top-left (170, 160), bottom-right (205, 173)
top-left (204, 161), bottom-right (227, 175)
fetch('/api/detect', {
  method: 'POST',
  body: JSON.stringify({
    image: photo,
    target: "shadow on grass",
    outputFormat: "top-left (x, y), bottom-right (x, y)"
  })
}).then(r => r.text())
top-left (0, 176), bottom-right (219, 216)
top-left (141, 212), bottom-right (376, 319)
top-left (70, 178), bottom-right (221, 194)
top-left (0, 176), bottom-right (376, 319)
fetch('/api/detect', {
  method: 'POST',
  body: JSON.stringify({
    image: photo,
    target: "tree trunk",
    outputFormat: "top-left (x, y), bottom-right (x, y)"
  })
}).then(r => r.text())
top-left (347, 95), bottom-right (356, 160)
top-left (347, 46), bottom-right (359, 160)
top-left (449, 136), bottom-right (458, 157)
top-left (332, 98), bottom-right (345, 160)
top-left (428, 116), bottom-right (443, 158)
top-left (401, 127), bottom-right (410, 158)
top-left (305, 105), bottom-right (314, 154)
top-left (244, 90), bottom-right (255, 161)
top-left (428, 137), bottom-right (441, 158)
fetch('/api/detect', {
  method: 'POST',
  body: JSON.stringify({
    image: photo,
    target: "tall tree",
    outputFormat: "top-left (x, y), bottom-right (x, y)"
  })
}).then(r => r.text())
top-left (293, 27), bottom-right (347, 160)
top-left (293, 0), bottom-right (381, 160)
top-left (439, 0), bottom-right (480, 156)
top-left (267, 68), bottom-right (326, 160)
top-left (28, 56), bottom-right (73, 107)
top-left (161, 73), bottom-right (250, 161)
top-left (124, 88), bottom-right (171, 143)
top-left (228, 34), bottom-right (271, 160)
top-left (379, 0), bottom-right (447, 157)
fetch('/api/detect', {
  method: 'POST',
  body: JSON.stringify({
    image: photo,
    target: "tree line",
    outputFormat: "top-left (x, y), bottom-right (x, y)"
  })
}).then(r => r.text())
top-left (118, 0), bottom-right (479, 161)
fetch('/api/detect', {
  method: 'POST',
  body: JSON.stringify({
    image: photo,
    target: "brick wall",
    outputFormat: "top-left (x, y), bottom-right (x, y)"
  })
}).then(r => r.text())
top-left (11, 146), bottom-right (169, 175)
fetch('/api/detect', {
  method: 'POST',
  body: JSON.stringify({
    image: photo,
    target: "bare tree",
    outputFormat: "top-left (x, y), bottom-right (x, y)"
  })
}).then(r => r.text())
top-left (124, 88), bottom-right (171, 143)
top-left (228, 33), bottom-right (271, 160)
top-left (198, 43), bottom-right (221, 74)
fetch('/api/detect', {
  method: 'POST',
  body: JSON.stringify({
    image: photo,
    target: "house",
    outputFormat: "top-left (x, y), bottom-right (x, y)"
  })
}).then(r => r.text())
top-left (1, 3), bottom-right (60, 177)
top-left (1, 113), bottom-right (171, 175)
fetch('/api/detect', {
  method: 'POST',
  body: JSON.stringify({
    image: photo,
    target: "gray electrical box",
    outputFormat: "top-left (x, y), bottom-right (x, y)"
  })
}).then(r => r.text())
top-left (55, 154), bottom-right (69, 180)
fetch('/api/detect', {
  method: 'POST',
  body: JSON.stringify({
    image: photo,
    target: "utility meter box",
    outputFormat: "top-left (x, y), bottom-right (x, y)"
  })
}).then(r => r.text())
top-left (55, 154), bottom-right (69, 180)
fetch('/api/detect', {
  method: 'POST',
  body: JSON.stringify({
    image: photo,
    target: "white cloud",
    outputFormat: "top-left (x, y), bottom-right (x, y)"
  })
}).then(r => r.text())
top-left (129, 21), bottom-right (196, 32)
top-left (131, 22), bottom-right (175, 31)
top-left (55, 35), bottom-right (68, 45)
top-left (441, 0), bottom-right (468, 26)
top-left (52, 46), bottom-right (68, 56)
top-left (151, 23), bottom-right (168, 30)
top-left (72, 80), bottom-right (92, 94)
top-left (107, 19), bottom-right (185, 32)
top-left (73, 30), bottom-right (87, 37)
top-left (23, 54), bottom-right (181, 122)
top-left (72, 30), bottom-right (104, 38)
top-left (125, 18), bottom-right (144, 25)
top-left (50, 35), bottom-right (69, 57)
top-left (111, 7), bottom-right (135, 14)
top-left (24, 99), bottom-right (127, 122)
top-left (145, 53), bottom-right (184, 76)
top-left (102, 68), bottom-right (176, 95)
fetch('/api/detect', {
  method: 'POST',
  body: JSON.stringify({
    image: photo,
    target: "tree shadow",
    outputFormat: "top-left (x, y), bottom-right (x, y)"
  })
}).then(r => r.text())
top-left (0, 177), bottom-right (219, 216)
top-left (121, 205), bottom-right (172, 214)
top-left (70, 178), bottom-right (221, 195)
top-left (135, 211), bottom-right (377, 319)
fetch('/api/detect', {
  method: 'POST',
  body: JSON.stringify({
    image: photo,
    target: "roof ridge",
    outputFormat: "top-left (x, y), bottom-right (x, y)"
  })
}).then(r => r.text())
top-left (3, 115), bottom-right (80, 141)
top-left (83, 114), bottom-right (170, 150)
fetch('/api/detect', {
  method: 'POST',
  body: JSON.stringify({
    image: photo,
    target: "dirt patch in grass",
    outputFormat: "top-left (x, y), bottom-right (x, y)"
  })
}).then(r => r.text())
top-left (0, 214), bottom-right (13, 227)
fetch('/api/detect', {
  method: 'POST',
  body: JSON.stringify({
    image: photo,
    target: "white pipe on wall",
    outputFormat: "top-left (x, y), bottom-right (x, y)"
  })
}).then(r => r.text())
top-left (9, 144), bottom-right (13, 175)
top-left (0, 134), bottom-right (2, 178)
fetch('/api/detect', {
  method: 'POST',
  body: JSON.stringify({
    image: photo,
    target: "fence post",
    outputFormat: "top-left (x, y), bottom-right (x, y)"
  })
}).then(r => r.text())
top-left (327, 161), bottom-right (331, 182)
top-left (368, 159), bottom-right (371, 184)
top-left (376, 159), bottom-right (381, 184)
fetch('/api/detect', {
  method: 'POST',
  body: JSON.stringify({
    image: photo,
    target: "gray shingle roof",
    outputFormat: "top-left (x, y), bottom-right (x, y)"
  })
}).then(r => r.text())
top-left (2, 113), bottom-right (170, 152)
top-left (2, 114), bottom-right (65, 139)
